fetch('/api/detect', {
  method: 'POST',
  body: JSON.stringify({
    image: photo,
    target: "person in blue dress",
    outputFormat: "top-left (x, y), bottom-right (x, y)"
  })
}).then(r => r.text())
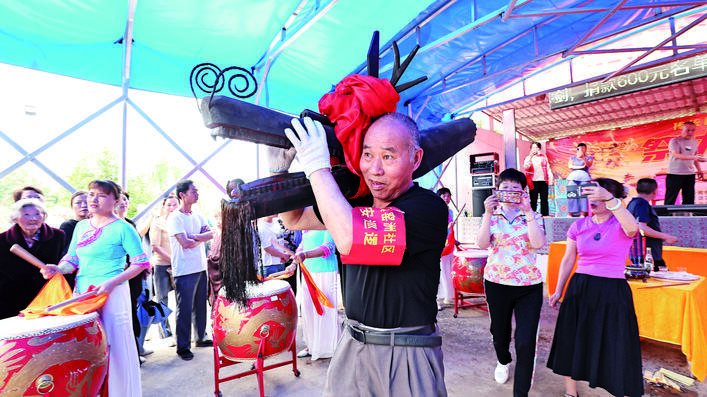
top-left (42, 180), bottom-right (149, 397)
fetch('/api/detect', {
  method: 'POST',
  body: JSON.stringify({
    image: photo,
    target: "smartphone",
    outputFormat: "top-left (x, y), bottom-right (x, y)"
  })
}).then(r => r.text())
top-left (579, 183), bottom-right (597, 197)
top-left (566, 183), bottom-right (597, 199)
top-left (495, 190), bottom-right (522, 204)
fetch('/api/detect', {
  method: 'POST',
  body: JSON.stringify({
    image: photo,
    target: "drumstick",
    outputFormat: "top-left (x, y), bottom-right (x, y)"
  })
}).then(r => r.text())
top-left (637, 281), bottom-right (693, 290)
top-left (45, 290), bottom-right (98, 312)
top-left (450, 204), bottom-right (467, 227)
top-left (10, 244), bottom-right (48, 271)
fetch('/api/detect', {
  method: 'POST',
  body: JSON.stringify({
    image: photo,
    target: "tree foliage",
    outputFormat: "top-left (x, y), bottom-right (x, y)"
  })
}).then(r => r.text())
top-left (0, 148), bottom-right (181, 222)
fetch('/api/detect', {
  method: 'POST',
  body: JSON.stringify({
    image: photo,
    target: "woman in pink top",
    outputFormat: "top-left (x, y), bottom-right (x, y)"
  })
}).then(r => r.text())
top-left (547, 178), bottom-right (642, 397)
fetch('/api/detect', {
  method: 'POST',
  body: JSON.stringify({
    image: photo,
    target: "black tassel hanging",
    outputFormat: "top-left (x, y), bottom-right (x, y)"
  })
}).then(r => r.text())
top-left (219, 199), bottom-right (260, 307)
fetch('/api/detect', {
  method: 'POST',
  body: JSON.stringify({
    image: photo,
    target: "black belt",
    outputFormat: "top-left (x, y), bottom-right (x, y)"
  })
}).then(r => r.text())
top-left (347, 323), bottom-right (442, 348)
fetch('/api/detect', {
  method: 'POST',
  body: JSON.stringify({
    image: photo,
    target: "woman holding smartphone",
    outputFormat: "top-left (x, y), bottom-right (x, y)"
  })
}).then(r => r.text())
top-left (547, 178), bottom-right (642, 397)
top-left (477, 168), bottom-right (546, 397)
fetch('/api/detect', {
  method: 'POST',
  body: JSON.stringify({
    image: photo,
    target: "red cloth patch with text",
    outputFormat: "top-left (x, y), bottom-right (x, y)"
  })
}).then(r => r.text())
top-left (318, 75), bottom-right (400, 198)
top-left (341, 206), bottom-right (406, 266)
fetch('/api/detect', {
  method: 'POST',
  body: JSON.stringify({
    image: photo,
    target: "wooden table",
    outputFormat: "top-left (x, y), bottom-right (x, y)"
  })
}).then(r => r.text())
top-left (547, 241), bottom-right (707, 381)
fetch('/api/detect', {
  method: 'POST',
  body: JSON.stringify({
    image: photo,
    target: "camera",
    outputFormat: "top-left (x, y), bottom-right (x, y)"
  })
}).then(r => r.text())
top-left (494, 190), bottom-right (522, 204)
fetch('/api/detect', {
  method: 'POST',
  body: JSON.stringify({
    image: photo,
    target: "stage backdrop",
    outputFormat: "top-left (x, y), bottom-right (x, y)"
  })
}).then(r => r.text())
top-left (546, 114), bottom-right (707, 205)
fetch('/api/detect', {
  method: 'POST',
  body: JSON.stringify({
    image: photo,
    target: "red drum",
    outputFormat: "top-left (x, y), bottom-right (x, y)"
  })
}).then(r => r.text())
top-left (0, 312), bottom-right (108, 396)
top-left (452, 249), bottom-right (489, 294)
top-left (213, 279), bottom-right (297, 362)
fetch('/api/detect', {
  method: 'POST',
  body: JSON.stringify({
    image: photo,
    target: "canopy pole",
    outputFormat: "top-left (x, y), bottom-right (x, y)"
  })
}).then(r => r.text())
top-left (602, 12), bottom-right (707, 82)
top-left (508, 2), bottom-right (705, 18)
top-left (502, 109), bottom-right (517, 170)
top-left (119, 0), bottom-right (137, 190)
top-left (255, 0), bottom-right (338, 105)
top-left (452, 6), bottom-right (707, 116)
top-left (413, 97), bottom-right (431, 121)
top-left (502, 0), bottom-right (519, 22)
top-left (562, 0), bottom-right (629, 57)
top-left (454, 152), bottom-right (459, 214)
top-left (121, 99), bottom-right (128, 190)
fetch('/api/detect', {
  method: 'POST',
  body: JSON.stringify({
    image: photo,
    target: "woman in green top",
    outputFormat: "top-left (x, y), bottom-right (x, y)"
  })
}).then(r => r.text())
top-left (42, 180), bottom-right (149, 397)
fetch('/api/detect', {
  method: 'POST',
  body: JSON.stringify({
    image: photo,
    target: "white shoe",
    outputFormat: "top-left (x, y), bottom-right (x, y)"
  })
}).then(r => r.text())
top-left (494, 361), bottom-right (509, 384)
top-left (296, 348), bottom-right (310, 358)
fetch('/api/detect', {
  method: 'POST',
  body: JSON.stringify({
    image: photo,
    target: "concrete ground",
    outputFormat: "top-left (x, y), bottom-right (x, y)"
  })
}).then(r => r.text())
top-left (140, 290), bottom-right (705, 397)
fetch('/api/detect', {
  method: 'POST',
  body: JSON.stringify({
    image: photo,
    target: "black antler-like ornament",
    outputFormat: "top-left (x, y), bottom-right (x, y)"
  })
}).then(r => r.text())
top-left (366, 31), bottom-right (427, 93)
top-left (299, 31), bottom-right (428, 123)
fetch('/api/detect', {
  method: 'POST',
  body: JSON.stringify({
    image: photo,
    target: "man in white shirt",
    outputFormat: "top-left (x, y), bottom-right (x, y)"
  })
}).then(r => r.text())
top-left (168, 179), bottom-right (213, 361)
top-left (258, 215), bottom-right (294, 278)
top-left (665, 121), bottom-right (706, 205)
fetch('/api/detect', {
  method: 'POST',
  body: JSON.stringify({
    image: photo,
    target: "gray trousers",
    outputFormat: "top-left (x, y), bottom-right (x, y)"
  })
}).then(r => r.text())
top-left (323, 325), bottom-right (447, 397)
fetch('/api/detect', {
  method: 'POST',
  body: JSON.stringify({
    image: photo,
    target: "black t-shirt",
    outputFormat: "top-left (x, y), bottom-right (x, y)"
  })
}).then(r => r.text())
top-left (59, 219), bottom-right (79, 255)
top-left (627, 197), bottom-right (662, 261)
top-left (315, 184), bottom-right (448, 328)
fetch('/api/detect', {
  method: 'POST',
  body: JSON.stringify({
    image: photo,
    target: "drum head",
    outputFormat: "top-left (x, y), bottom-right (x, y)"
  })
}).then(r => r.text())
top-left (218, 279), bottom-right (291, 299)
top-left (0, 312), bottom-right (99, 340)
top-left (454, 249), bottom-right (489, 259)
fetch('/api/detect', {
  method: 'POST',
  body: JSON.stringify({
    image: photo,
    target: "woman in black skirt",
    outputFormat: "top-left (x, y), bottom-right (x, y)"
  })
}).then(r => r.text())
top-left (547, 178), bottom-right (643, 397)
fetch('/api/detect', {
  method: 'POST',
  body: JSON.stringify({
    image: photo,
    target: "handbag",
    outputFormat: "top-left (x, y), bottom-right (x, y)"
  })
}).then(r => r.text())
top-left (137, 289), bottom-right (172, 327)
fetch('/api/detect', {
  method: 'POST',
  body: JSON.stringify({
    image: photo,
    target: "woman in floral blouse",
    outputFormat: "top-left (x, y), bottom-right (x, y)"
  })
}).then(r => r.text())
top-left (477, 168), bottom-right (546, 397)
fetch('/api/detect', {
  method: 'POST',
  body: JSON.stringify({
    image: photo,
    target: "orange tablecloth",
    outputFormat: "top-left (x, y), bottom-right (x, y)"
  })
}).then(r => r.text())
top-left (547, 242), bottom-right (707, 295)
top-left (629, 277), bottom-right (707, 382)
top-left (547, 241), bottom-right (707, 381)
top-left (662, 246), bottom-right (707, 277)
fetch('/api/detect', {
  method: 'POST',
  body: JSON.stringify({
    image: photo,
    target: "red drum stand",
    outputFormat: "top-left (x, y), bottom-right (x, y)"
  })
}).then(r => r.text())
top-left (212, 331), bottom-right (300, 397)
top-left (453, 289), bottom-right (488, 318)
top-left (211, 280), bottom-right (300, 397)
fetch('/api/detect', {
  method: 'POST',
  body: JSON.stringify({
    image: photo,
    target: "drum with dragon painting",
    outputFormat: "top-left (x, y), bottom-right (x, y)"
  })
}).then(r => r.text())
top-left (452, 249), bottom-right (489, 294)
top-left (0, 312), bottom-right (108, 396)
top-left (212, 279), bottom-right (297, 362)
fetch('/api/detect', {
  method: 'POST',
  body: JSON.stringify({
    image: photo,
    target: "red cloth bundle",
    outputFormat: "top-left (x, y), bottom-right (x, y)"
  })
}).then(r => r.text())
top-left (318, 75), bottom-right (399, 198)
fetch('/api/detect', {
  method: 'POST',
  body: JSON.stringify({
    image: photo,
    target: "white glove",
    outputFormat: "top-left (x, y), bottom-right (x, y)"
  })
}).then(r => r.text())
top-left (284, 117), bottom-right (331, 178)
top-left (267, 146), bottom-right (297, 174)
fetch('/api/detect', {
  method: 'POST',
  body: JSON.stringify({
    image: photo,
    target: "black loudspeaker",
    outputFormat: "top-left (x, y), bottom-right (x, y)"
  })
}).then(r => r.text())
top-left (472, 188), bottom-right (493, 216)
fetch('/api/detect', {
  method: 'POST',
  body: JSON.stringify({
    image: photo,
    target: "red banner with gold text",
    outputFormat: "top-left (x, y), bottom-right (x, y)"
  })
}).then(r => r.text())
top-left (546, 114), bottom-right (707, 204)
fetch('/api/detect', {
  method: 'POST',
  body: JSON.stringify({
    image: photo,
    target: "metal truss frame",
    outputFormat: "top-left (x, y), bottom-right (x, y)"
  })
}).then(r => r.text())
top-left (403, 1), bottom-right (703, 117)
top-left (424, 3), bottom-right (705, 192)
top-left (0, 0), bottom-right (234, 221)
top-left (452, 5), bottom-right (707, 117)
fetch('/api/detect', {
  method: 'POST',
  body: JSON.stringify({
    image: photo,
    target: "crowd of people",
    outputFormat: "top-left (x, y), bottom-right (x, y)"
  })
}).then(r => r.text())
top-left (0, 115), bottom-right (703, 397)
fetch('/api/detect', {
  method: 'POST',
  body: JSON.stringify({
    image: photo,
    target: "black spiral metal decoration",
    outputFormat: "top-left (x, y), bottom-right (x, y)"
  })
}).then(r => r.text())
top-left (189, 63), bottom-right (258, 106)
